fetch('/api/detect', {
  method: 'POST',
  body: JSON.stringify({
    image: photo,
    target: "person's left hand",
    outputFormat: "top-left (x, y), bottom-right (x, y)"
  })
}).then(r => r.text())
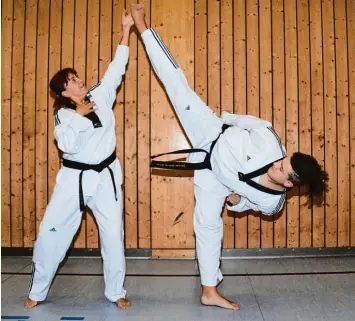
top-left (227, 192), bottom-right (241, 205)
top-left (122, 11), bottom-right (134, 29)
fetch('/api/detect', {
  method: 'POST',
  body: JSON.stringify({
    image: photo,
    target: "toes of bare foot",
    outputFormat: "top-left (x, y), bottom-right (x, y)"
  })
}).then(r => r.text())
top-left (116, 298), bottom-right (131, 310)
top-left (24, 298), bottom-right (38, 309)
top-left (201, 294), bottom-right (239, 311)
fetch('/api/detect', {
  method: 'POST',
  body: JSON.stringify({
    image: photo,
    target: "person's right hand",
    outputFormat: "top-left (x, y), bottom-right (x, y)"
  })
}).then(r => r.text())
top-left (75, 98), bottom-right (95, 116)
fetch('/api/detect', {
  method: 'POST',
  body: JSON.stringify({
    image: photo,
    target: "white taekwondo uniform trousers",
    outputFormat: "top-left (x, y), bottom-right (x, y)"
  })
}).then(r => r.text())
top-left (28, 45), bottom-right (129, 302)
top-left (141, 29), bottom-right (286, 287)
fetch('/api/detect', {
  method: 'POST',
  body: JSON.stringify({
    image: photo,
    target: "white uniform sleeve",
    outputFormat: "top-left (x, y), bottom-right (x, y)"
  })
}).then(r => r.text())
top-left (54, 110), bottom-right (95, 154)
top-left (100, 45), bottom-right (129, 105)
top-left (227, 195), bottom-right (285, 216)
top-left (221, 112), bottom-right (272, 130)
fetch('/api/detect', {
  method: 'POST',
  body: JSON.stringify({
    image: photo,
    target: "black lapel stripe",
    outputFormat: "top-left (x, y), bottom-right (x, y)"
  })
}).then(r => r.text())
top-left (267, 126), bottom-right (286, 157)
top-left (28, 262), bottom-right (35, 295)
top-left (87, 81), bottom-right (101, 94)
top-left (269, 194), bottom-right (285, 215)
top-left (150, 29), bottom-right (179, 69)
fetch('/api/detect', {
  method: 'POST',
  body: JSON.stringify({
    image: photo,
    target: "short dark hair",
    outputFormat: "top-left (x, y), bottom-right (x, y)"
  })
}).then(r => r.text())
top-left (49, 68), bottom-right (77, 111)
top-left (290, 152), bottom-right (328, 199)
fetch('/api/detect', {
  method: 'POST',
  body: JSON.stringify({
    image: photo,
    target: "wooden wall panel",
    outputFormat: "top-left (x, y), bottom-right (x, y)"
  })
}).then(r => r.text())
top-left (322, 0), bottom-right (337, 247)
top-left (259, 0), bottom-right (273, 248)
top-left (285, 0), bottom-right (299, 248)
top-left (2, 0), bottom-right (354, 255)
top-left (221, 0), bottom-right (234, 249)
top-left (233, 0), bottom-right (248, 249)
top-left (246, 0), bottom-right (260, 249)
top-left (335, 0), bottom-right (350, 247)
top-left (35, 0), bottom-right (50, 235)
top-left (1, 0), bottom-right (13, 247)
top-left (72, 0), bottom-right (87, 248)
top-left (85, 0), bottom-right (100, 248)
top-left (348, 0), bottom-right (355, 247)
top-left (272, 0), bottom-right (286, 248)
top-left (47, 0), bottom-right (62, 222)
top-left (137, 0), bottom-right (152, 249)
top-left (310, 0), bottom-right (325, 247)
top-left (151, 0), bottom-right (195, 253)
top-left (124, 0), bottom-right (138, 249)
top-left (23, 0), bottom-right (38, 248)
top-left (11, 0), bottom-right (25, 247)
top-left (297, 0), bottom-right (312, 248)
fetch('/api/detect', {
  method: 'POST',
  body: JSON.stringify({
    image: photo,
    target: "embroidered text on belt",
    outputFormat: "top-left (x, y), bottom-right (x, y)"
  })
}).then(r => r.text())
top-left (62, 151), bottom-right (118, 211)
top-left (150, 124), bottom-right (231, 170)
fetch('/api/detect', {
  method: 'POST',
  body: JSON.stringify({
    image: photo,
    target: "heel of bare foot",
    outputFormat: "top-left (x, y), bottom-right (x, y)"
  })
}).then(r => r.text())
top-left (201, 293), bottom-right (239, 311)
top-left (115, 298), bottom-right (131, 310)
top-left (24, 297), bottom-right (38, 309)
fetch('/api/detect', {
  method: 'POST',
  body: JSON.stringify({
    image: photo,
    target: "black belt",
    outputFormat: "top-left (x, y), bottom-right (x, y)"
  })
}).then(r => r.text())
top-left (150, 124), bottom-right (231, 170)
top-left (63, 151), bottom-right (118, 211)
top-left (150, 124), bottom-right (286, 196)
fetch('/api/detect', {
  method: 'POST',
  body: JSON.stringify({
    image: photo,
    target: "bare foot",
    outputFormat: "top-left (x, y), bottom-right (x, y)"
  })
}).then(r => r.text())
top-left (24, 297), bottom-right (38, 309)
top-left (116, 298), bottom-right (131, 310)
top-left (201, 286), bottom-right (239, 311)
top-left (131, 4), bottom-right (148, 33)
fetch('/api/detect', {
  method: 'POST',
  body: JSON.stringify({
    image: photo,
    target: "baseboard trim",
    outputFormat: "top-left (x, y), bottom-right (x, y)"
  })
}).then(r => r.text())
top-left (2, 247), bottom-right (355, 259)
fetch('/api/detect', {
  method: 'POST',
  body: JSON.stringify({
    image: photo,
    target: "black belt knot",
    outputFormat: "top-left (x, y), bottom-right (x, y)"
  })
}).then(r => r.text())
top-left (63, 151), bottom-right (118, 211)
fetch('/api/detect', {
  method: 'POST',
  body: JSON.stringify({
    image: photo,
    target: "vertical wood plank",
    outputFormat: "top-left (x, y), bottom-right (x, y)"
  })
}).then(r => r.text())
top-left (298, 0), bottom-right (312, 248)
top-left (36, 0), bottom-right (50, 234)
top-left (309, 0), bottom-right (325, 247)
top-left (86, 0), bottom-right (100, 248)
top-left (11, 0), bottom-right (25, 247)
top-left (208, 0), bottom-right (220, 114)
top-left (97, 0), bottom-right (113, 250)
top-left (62, 0), bottom-right (75, 67)
top-left (347, 0), bottom-right (355, 246)
top-left (137, 0), bottom-right (152, 248)
top-left (234, 0), bottom-right (248, 249)
top-left (23, 0), bottom-right (38, 247)
top-left (124, 0), bottom-right (138, 249)
top-left (112, 0), bottom-right (125, 174)
top-left (221, 0), bottom-right (235, 249)
top-left (112, 0), bottom-right (125, 251)
top-left (151, 0), bottom-right (195, 250)
top-left (334, 0), bottom-right (350, 247)
top-left (72, 0), bottom-right (87, 248)
top-left (285, 0), bottom-right (299, 248)
top-left (1, 0), bottom-right (14, 247)
top-left (259, 0), bottom-right (274, 248)
top-left (272, 0), bottom-right (286, 248)
top-left (195, 0), bottom-right (207, 103)
top-left (47, 0), bottom-right (62, 219)
top-left (194, 0), bottom-right (207, 252)
top-left (247, 0), bottom-right (261, 249)
top-left (322, 0), bottom-right (337, 247)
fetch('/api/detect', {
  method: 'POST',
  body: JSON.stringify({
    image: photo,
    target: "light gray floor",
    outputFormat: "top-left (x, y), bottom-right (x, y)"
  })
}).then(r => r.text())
top-left (2, 256), bottom-right (355, 321)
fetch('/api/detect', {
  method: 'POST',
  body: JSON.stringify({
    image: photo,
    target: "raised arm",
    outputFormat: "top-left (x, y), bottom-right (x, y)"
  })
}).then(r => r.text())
top-left (99, 12), bottom-right (134, 103)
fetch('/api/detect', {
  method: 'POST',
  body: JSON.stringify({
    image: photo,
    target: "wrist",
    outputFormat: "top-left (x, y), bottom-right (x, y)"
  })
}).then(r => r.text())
top-left (122, 25), bottom-right (131, 33)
